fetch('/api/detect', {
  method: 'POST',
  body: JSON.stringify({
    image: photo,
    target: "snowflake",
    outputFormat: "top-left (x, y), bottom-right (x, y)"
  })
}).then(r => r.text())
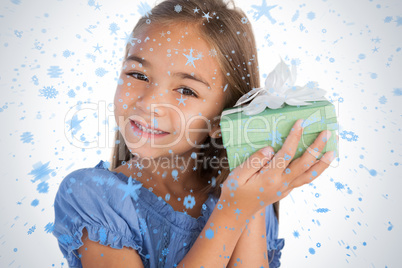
top-left (267, 130), bottom-right (283, 147)
top-left (58, 234), bottom-right (74, 245)
top-left (95, 67), bottom-right (108, 77)
top-left (39, 86), bottom-right (59, 99)
top-left (162, 248), bottom-right (169, 256)
top-left (334, 181), bottom-right (345, 191)
top-left (67, 89), bottom-right (76, 98)
top-left (27, 225), bottom-right (36, 235)
top-left (87, 0), bottom-right (95, 7)
top-left (339, 130), bottom-right (358, 142)
top-left (37, 181), bottom-right (49, 193)
top-left (384, 16), bottom-right (392, 23)
top-left (44, 222), bottom-right (55, 233)
top-left (20, 132), bottom-right (34, 143)
top-left (241, 17), bottom-right (248, 24)
top-left (226, 178), bottom-right (238, 191)
top-left (315, 208), bottom-right (330, 213)
top-left (183, 195), bottom-right (196, 209)
top-left (209, 48), bottom-right (217, 57)
top-left (379, 95), bottom-right (387, 104)
top-left (293, 230), bottom-right (300, 238)
top-left (306, 81), bottom-right (317, 89)
top-left (137, 2), bottom-right (152, 18)
top-left (47, 66), bottom-right (63, 78)
top-left (291, 58), bottom-right (301, 66)
top-left (174, 4), bottom-right (182, 13)
top-left (109, 22), bottom-right (120, 35)
top-left (62, 49), bottom-right (72, 58)
top-left (393, 88), bottom-right (402, 96)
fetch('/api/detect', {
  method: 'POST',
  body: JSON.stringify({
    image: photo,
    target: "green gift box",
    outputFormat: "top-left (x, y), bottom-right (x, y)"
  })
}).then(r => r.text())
top-left (219, 100), bottom-right (339, 171)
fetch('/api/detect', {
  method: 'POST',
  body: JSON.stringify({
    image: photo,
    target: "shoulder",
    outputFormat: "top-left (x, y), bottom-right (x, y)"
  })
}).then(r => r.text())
top-left (52, 161), bottom-right (147, 266)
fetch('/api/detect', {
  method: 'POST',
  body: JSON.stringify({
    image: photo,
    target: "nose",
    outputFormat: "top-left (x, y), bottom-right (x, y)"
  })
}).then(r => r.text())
top-left (135, 83), bottom-right (166, 118)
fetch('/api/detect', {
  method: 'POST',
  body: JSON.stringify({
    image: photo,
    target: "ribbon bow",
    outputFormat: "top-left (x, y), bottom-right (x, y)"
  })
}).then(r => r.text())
top-left (221, 58), bottom-right (327, 117)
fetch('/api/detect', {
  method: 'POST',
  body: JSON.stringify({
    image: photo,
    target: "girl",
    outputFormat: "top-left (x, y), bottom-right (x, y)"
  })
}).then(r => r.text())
top-left (52, 0), bottom-right (336, 267)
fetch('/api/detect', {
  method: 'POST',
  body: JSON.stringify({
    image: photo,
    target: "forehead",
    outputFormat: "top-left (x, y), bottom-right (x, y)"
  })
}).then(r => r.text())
top-left (126, 24), bottom-right (222, 83)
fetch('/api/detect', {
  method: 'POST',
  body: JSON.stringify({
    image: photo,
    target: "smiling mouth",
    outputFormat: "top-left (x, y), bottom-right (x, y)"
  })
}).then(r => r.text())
top-left (130, 120), bottom-right (170, 135)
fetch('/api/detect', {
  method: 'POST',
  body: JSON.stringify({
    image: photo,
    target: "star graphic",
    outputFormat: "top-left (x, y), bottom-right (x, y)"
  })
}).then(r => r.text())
top-left (94, 3), bottom-right (102, 10)
top-left (176, 95), bottom-right (187, 106)
top-left (160, 31), bottom-right (166, 37)
top-left (193, 7), bottom-right (199, 13)
top-left (93, 43), bottom-right (102, 53)
top-left (117, 176), bottom-right (142, 201)
top-left (202, 11), bottom-right (212, 22)
top-left (251, 0), bottom-right (277, 24)
top-left (234, 208), bottom-right (242, 220)
top-left (372, 46), bottom-right (379, 53)
top-left (183, 48), bottom-right (200, 68)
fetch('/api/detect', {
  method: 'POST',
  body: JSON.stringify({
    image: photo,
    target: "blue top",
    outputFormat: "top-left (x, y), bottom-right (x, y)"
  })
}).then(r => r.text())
top-left (52, 160), bottom-right (285, 268)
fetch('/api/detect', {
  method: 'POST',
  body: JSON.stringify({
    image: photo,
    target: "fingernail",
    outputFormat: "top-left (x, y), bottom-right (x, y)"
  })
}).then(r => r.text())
top-left (261, 146), bottom-right (274, 157)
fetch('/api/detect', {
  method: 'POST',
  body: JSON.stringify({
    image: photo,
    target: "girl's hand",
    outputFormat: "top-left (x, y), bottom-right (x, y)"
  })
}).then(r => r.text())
top-left (219, 119), bottom-right (337, 220)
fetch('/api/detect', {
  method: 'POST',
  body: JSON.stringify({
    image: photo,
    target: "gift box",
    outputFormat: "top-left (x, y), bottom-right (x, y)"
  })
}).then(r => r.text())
top-left (219, 59), bottom-right (339, 171)
top-left (220, 100), bottom-right (339, 171)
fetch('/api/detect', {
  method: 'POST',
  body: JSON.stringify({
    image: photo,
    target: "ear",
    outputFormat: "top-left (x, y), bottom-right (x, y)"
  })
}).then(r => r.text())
top-left (208, 118), bottom-right (222, 139)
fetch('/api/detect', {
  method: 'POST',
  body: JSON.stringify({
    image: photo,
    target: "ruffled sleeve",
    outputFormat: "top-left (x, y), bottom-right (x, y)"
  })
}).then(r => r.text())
top-left (52, 165), bottom-right (146, 268)
top-left (265, 204), bottom-right (285, 268)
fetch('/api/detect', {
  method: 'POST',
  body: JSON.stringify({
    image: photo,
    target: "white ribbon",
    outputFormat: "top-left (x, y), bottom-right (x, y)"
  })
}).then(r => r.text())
top-left (221, 58), bottom-right (328, 117)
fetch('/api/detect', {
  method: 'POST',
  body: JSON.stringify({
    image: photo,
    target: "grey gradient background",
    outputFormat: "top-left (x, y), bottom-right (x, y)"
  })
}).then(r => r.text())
top-left (0, 0), bottom-right (401, 267)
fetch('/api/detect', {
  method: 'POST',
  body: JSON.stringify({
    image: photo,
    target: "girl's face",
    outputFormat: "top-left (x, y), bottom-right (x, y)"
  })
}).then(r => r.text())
top-left (114, 23), bottom-right (226, 159)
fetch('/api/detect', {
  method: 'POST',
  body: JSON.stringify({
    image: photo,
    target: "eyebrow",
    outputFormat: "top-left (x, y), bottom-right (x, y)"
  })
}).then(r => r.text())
top-left (125, 54), bottom-right (211, 89)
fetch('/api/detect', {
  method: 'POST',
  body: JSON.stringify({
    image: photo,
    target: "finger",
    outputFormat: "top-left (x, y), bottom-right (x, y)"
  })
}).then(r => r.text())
top-left (261, 119), bottom-right (304, 173)
top-left (230, 146), bottom-right (276, 185)
top-left (282, 130), bottom-right (332, 181)
top-left (288, 150), bottom-right (336, 189)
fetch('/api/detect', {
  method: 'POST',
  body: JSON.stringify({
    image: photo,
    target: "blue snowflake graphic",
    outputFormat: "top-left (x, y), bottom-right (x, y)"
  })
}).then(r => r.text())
top-left (384, 16), bottom-right (392, 23)
top-left (95, 67), bottom-right (108, 77)
top-left (29, 161), bottom-right (54, 183)
top-left (137, 2), bottom-right (152, 18)
top-left (20, 132), bottom-right (34, 143)
top-left (37, 181), bottom-right (49, 193)
top-left (340, 130), bottom-right (358, 142)
top-left (291, 10), bottom-right (299, 22)
top-left (27, 225), bottom-right (36, 235)
top-left (183, 48), bottom-right (200, 68)
top-left (379, 96), bottom-right (387, 104)
top-left (227, 178), bottom-right (239, 191)
top-left (251, 0), bottom-right (277, 24)
top-left (315, 208), bottom-right (330, 213)
top-left (176, 95), bottom-right (187, 106)
top-left (66, 114), bottom-right (85, 136)
top-left (47, 66), bottom-right (63, 78)
top-left (58, 234), bottom-right (74, 245)
top-left (307, 11), bottom-right (315, 20)
top-left (44, 222), bottom-right (55, 233)
top-left (67, 89), bottom-right (76, 98)
top-left (205, 228), bottom-right (214, 239)
top-left (293, 230), bottom-right (300, 238)
top-left (334, 181), bottom-right (345, 191)
top-left (395, 16), bottom-right (402, 27)
top-left (109, 22), bottom-right (120, 35)
top-left (92, 175), bottom-right (106, 186)
top-left (39, 86), bottom-right (59, 99)
top-left (183, 195), bottom-right (196, 209)
top-left (99, 227), bottom-right (107, 244)
top-left (162, 248), bottom-right (169, 256)
top-left (393, 88), bottom-right (402, 96)
top-left (174, 4), bottom-right (182, 13)
top-left (62, 50), bottom-right (72, 58)
top-left (117, 176), bottom-right (142, 201)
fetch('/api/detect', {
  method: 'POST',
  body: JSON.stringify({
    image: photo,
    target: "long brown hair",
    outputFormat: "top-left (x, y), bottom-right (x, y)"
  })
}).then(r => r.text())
top-left (109, 0), bottom-right (280, 221)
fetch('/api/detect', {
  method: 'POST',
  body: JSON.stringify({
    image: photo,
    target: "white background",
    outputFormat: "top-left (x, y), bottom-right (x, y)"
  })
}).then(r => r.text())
top-left (0, 0), bottom-right (401, 267)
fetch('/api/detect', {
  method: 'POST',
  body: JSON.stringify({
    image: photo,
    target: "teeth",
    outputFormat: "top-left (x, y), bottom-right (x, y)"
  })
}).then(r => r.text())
top-left (134, 122), bottom-right (165, 135)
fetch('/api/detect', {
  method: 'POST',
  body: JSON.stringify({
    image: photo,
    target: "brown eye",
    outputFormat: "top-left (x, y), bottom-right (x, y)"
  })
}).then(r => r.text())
top-left (177, 87), bottom-right (198, 98)
top-left (128, 72), bottom-right (149, 82)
